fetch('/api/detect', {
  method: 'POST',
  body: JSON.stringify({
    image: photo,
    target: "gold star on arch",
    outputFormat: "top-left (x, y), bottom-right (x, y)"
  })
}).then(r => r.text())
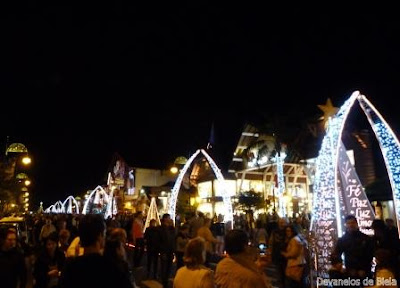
top-left (318, 98), bottom-right (339, 128)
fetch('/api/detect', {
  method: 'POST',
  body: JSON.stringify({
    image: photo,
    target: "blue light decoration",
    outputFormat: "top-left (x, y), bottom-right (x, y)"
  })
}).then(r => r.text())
top-left (310, 91), bottom-right (400, 278)
top-left (311, 92), bottom-right (359, 279)
top-left (358, 95), bottom-right (400, 235)
top-left (311, 90), bottom-right (400, 280)
top-left (272, 149), bottom-right (287, 216)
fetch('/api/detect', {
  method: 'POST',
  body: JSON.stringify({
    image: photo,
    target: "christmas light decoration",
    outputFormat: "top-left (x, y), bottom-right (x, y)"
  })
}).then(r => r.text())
top-left (62, 196), bottom-right (80, 214)
top-left (168, 149), bottom-right (234, 227)
top-left (311, 90), bottom-right (400, 279)
top-left (144, 197), bottom-right (161, 232)
top-left (200, 149), bottom-right (234, 227)
top-left (168, 149), bottom-right (201, 222)
top-left (82, 185), bottom-right (109, 216)
top-left (272, 150), bottom-right (287, 216)
top-left (358, 95), bottom-right (400, 235)
top-left (311, 91), bottom-right (370, 278)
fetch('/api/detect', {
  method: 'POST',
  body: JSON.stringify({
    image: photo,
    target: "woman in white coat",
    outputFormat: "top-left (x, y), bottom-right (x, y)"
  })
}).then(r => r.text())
top-left (281, 224), bottom-right (307, 288)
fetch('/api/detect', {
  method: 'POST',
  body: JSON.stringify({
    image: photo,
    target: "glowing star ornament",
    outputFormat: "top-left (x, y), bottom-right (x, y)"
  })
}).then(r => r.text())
top-left (318, 98), bottom-right (340, 129)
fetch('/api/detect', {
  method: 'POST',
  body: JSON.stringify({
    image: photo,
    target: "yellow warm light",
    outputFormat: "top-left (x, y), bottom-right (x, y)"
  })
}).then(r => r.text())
top-left (190, 196), bottom-right (201, 206)
top-left (24, 180), bottom-right (31, 186)
top-left (170, 166), bottom-right (178, 174)
top-left (24, 192), bottom-right (29, 197)
top-left (22, 156), bottom-right (32, 165)
top-left (282, 194), bottom-right (292, 203)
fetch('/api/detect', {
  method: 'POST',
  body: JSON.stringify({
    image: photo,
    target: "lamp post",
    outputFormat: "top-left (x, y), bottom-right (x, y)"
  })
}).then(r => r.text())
top-left (4, 142), bottom-right (32, 213)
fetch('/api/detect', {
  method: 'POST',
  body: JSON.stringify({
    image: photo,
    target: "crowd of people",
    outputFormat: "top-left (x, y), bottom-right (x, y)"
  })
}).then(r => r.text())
top-left (0, 210), bottom-right (398, 288)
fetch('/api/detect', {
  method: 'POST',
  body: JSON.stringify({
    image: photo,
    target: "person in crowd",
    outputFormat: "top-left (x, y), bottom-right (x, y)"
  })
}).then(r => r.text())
top-left (281, 224), bottom-right (307, 288)
top-left (215, 229), bottom-right (272, 288)
top-left (196, 217), bottom-right (220, 267)
top-left (385, 218), bottom-right (398, 238)
top-left (39, 217), bottom-right (56, 244)
top-left (370, 248), bottom-right (398, 288)
top-left (253, 220), bottom-right (268, 249)
top-left (212, 214), bottom-right (225, 256)
top-left (0, 228), bottom-right (27, 288)
top-left (268, 217), bottom-right (288, 288)
top-left (59, 214), bottom-right (133, 288)
top-left (103, 238), bottom-right (135, 287)
top-left (58, 229), bottom-right (71, 255)
top-left (371, 219), bottom-right (399, 273)
top-left (108, 227), bottom-right (128, 245)
top-left (132, 211), bottom-right (145, 267)
top-left (332, 214), bottom-right (374, 287)
top-left (33, 216), bottom-right (45, 247)
top-left (158, 213), bottom-right (176, 288)
top-left (144, 219), bottom-right (160, 279)
top-left (175, 224), bottom-right (190, 270)
top-left (65, 235), bottom-right (84, 258)
top-left (328, 254), bottom-right (347, 288)
top-left (173, 236), bottom-right (214, 288)
top-left (107, 227), bottom-right (137, 287)
top-left (33, 231), bottom-right (66, 288)
top-left (189, 211), bottom-right (204, 238)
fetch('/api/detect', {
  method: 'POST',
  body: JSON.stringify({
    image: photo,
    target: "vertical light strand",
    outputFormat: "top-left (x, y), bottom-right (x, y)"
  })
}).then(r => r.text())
top-left (201, 149), bottom-right (234, 227)
top-left (168, 150), bottom-right (201, 222)
top-left (310, 91), bottom-right (360, 278)
top-left (358, 95), bottom-right (400, 237)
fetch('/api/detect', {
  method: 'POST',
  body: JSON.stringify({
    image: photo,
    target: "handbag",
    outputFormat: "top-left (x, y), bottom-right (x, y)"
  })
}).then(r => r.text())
top-left (285, 264), bottom-right (304, 282)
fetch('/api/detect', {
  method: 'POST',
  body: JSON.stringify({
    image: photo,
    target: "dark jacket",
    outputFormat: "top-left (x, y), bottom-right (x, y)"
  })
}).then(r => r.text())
top-left (33, 248), bottom-right (66, 288)
top-left (333, 230), bottom-right (374, 275)
top-left (0, 247), bottom-right (27, 288)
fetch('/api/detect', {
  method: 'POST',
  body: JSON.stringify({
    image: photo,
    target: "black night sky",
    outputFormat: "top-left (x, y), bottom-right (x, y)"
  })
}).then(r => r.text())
top-left (1, 4), bottom-right (400, 208)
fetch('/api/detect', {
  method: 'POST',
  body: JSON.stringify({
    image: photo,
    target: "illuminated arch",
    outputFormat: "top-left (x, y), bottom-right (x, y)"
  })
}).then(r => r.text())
top-left (44, 204), bottom-right (54, 213)
top-left (168, 149), bottom-right (233, 227)
top-left (62, 195), bottom-right (80, 214)
top-left (311, 91), bottom-right (400, 277)
top-left (81, 185), bottom-right (110, 218)
top-left (52, 201), bottom-right (63, 213)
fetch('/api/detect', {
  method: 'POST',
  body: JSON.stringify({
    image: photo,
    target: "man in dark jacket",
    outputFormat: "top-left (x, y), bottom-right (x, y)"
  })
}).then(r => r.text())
top-left (332, 215), bottom-right (374, 287)
top-left (0, 228), bottom-right (27, 288)
top-left (157, 213), bottom-right (175, 288)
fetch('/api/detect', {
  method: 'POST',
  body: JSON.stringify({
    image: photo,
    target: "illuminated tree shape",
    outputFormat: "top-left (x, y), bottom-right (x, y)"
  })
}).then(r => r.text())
top-left (144, 197), bottom-right (161, 232)
top-left (62, 195), bottom-right (80, 214)
top-left (311, 90), bottom-right (400, 278)
top-left (168, 149), bottom-right (233, 227)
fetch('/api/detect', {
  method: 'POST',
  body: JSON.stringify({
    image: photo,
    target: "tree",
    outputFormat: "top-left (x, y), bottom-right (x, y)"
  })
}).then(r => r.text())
top-left (0, 160), bottom-right (18, 215)
top-left (234, 189), bottom-right (264, 235)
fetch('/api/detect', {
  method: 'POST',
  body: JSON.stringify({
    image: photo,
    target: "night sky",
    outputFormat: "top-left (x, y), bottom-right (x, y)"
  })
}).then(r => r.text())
top-left (2, 4), bottom-right (400, 208)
